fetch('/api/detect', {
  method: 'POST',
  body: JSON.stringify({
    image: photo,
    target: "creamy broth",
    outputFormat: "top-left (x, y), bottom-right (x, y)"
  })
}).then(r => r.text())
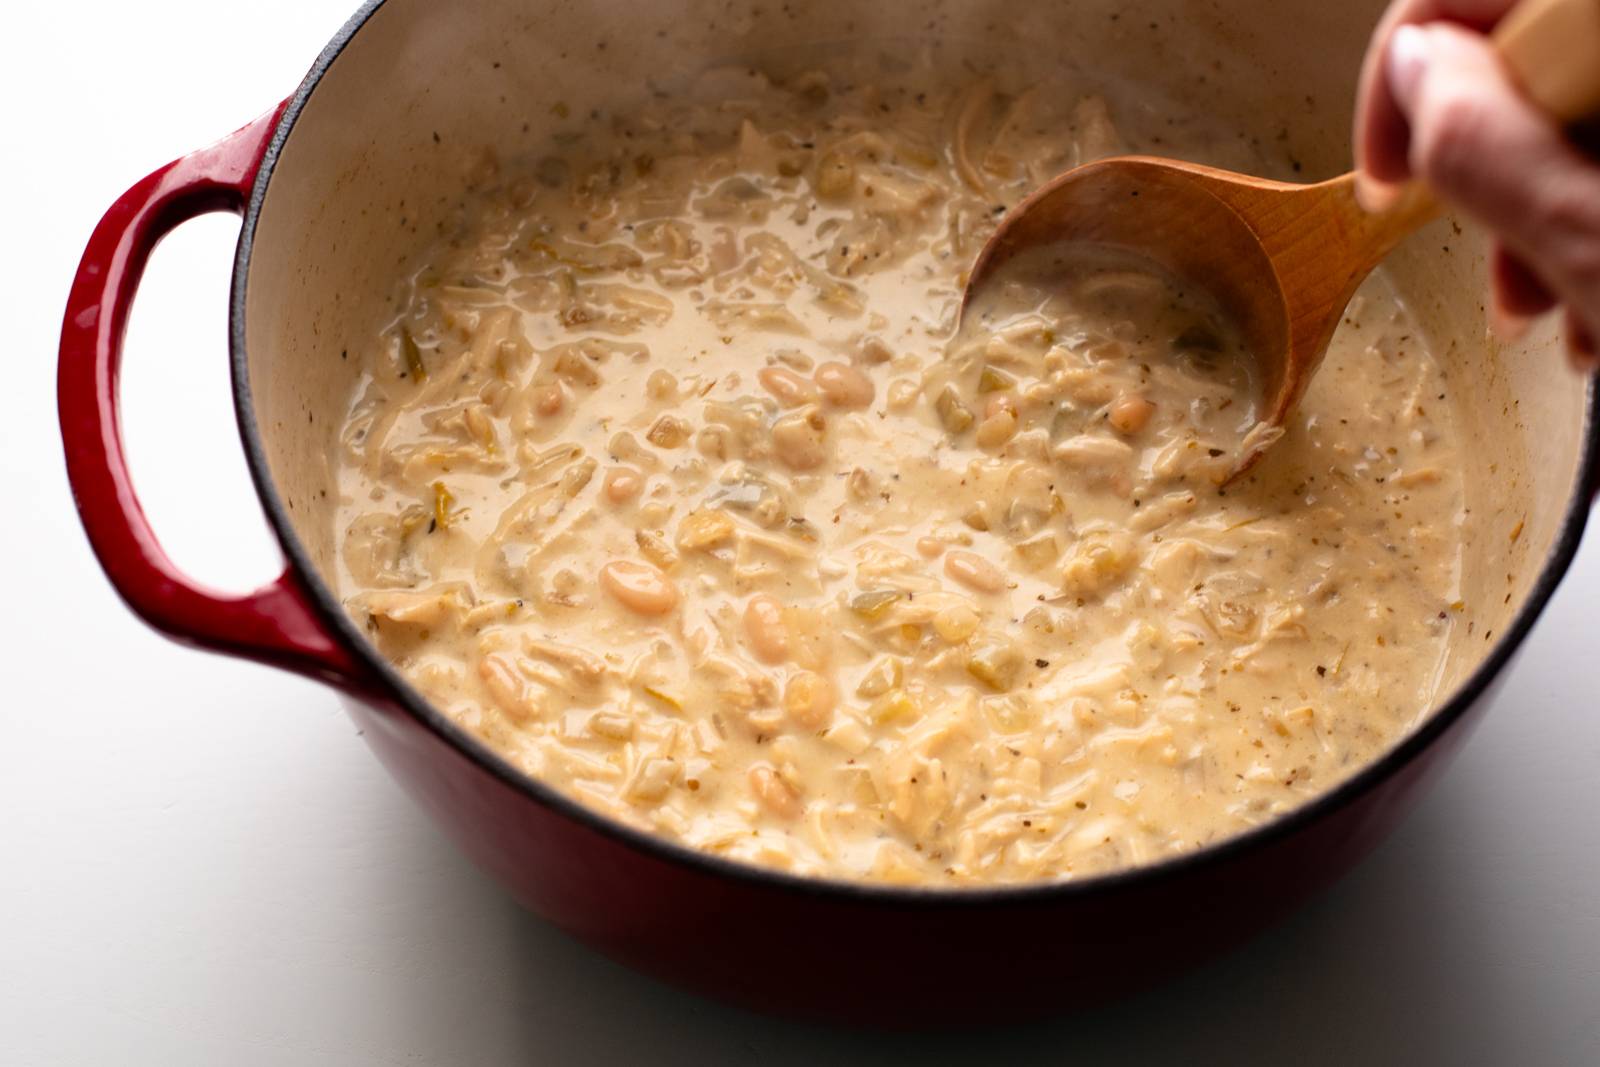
top-left (333, 61), bottom-right (1464, 884)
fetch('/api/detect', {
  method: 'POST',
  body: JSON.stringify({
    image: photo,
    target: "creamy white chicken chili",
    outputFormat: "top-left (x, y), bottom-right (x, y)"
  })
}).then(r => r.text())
top-left (334, 62), bottom-right (1465, 884)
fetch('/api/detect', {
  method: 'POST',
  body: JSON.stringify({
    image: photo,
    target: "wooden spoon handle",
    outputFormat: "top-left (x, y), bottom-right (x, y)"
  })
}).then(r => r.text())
top-left (1324, 176), bottom-right (1441, 279)
top-left (1493, 0), bottom-right (1600, 123)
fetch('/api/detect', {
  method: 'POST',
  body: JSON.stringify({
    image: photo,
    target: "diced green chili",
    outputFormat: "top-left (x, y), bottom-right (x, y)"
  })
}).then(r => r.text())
top-left (401, 328), bottom-right (427, 382)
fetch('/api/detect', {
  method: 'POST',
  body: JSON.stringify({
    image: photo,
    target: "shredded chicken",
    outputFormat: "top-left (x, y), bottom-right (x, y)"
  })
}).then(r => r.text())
top-left (333, 58), bottom-right (1465, 885)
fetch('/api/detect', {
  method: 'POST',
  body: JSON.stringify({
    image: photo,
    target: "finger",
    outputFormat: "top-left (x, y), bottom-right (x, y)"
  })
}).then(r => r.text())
top-left (1491, 244), bottom-right (1557, 317)
top-left (1357, 0), bottom-right (1436, 198)
top-left (1489, 242), bottom-right (1559, 338)
top-left (1392, 23), bottom-right (1600, 317)
top-left (1568, 308), bottom-right (1599, 373)
top-left (1389, 24), bottom-right (1573, 229)
top-left (1354, 0), bottom-right (1520, 206)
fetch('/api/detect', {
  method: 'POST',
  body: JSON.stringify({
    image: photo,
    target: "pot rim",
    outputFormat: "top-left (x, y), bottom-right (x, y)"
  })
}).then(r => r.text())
top-left (231, 0), bottom-right (1600, 907)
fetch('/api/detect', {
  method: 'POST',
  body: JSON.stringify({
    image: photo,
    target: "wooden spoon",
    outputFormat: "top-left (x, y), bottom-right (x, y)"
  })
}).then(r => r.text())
top-left (962, 0), bottom-right (1600, 480)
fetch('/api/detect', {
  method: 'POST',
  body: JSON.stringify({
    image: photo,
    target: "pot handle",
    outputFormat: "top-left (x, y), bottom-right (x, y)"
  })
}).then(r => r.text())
top-left (58, 106), bottom-right (372, 692)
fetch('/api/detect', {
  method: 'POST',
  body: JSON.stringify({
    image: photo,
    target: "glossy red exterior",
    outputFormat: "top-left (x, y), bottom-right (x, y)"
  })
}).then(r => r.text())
top-left (57, 108), bottom-right (369, 692)
top-left (342, 674), bottom-right (1497, 1024)
top-left (54, 1), bottom-right (1597, 1026)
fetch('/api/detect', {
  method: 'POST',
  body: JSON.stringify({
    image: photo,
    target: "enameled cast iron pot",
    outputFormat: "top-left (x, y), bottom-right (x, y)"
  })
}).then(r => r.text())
top-left (59, 0), bottom-right (1600, 1024)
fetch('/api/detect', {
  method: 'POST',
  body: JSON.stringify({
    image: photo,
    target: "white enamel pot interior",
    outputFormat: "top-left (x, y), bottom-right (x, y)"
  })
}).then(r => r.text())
top-left (234, 0), bottom-right (1598, 894)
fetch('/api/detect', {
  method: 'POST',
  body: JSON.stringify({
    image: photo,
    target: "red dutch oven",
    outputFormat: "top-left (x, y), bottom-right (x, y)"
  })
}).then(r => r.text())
top-left (57, 0), bottom-right (1600, 1025)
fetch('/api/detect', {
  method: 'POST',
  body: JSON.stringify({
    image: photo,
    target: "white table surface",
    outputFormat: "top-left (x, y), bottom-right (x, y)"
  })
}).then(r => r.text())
top-left (5, 2), bottom-right (1598, 1063)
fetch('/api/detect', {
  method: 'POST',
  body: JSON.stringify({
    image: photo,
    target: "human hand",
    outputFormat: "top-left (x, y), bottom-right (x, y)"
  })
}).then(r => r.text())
top-left (1354, 0), bottom-right (1600, 369)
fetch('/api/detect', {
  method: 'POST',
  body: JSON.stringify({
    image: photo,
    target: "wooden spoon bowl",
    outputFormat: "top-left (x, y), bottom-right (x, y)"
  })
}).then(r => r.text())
top-left (961, 0), bottom-right (1600, 479)
top-left (962, 161), bottom-right (1435, 478)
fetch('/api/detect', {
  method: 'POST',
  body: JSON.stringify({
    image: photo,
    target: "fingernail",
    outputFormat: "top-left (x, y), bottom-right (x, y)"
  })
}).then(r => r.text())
top-left (1354, 172), bottom-right (1401, 213)
top-left (1386, 24), bottom-right (1431, 112)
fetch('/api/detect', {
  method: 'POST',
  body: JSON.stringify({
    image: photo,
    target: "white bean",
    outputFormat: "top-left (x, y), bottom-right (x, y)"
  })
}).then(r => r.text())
top-left (759, 366), bottom-right (820, 407)
top-left (933, 604), bottom-right (980, 642)
top-left (646, 369), bottom-right (679, 401)
top-left (1109, 394), bottom-right (1155, 434)
top-left (771, 408), bottom-right (828, 470)
top-left (974, 408), bottom-right (1018, 448)
top-left (600, 560), bottom-right (679, 615)
top-left (945, 550), bottom-right (1006, 593)
top-left (814, 361), bottom-right (875, 408)
top-left (744, 594), bottom-right (790, 663)
top-left (533, 383), bottom-right (564, 416)
top-left (603, 467), bottom-right (643, 504)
